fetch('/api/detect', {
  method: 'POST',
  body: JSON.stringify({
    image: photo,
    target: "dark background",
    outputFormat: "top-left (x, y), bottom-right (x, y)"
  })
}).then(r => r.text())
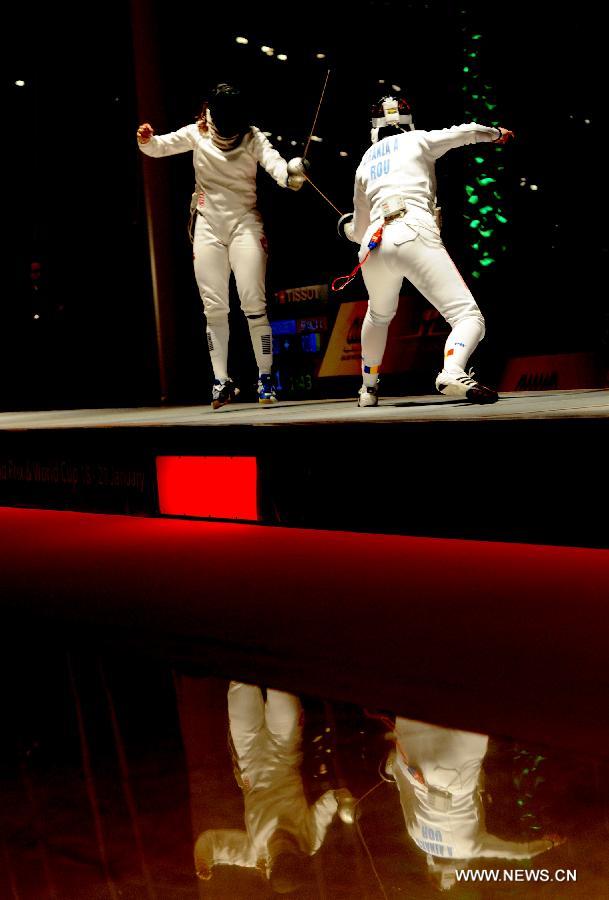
top-left (2, 0), bottom-right (606, 408)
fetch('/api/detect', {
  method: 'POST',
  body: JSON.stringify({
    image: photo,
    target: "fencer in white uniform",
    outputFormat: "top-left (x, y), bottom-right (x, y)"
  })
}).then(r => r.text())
top-left (137, 83), bottom-right (308, 408)
top-left (194, 682), bottom-right (351, 893)
top-left (340, 95), bottom-right (514, 407)
top-left (387, 717), bottom-right (562, 891)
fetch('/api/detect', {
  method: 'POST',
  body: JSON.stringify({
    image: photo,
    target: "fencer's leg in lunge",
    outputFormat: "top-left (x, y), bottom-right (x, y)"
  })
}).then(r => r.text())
top-left (230, 223), bottom-right (277, 405)
top-left (398, 233), bottom-right (496, 403)
top-left (193, 216), bottom-right (240, 409)
top-left (359, 252), bottom-right (403, 407)
top-left (358, 228), bottom-right (496, 405)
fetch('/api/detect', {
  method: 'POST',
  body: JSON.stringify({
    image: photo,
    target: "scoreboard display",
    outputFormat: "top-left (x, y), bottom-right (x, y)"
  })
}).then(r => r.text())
top-left (271, 284), bottom-right (333, 399)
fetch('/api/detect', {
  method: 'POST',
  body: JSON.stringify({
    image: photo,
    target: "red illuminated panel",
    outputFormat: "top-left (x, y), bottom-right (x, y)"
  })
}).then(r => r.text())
top-left (156, 456), bottom-right (258, 520)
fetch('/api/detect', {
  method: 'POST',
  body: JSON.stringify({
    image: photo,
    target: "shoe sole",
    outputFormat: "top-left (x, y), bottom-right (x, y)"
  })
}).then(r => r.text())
top-left (466, 388), bottom-right (499, 404)
top-left (258, 398), bottom-right (278, 405)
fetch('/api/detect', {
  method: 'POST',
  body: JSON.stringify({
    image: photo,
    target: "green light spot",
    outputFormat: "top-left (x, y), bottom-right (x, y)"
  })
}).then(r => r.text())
top-left (479, 229), bottom-right (494, 238)
top-left (470, 219), bottom-right (480, 228)
top-left (485, 102), bottom-right (496, 110)
top-left (493, 191), bottom-right (501, 198)
top-left (472, 242), bottom-right (480, 249)
top-left (465, 185), bottom-right (475, 195)
top-left (472, 270), bottom-right (481, 279)
top-left (517, 799), bottom-right (524, 807)
top-left (472, 33), bottom-right (482, 39)
top-left (496, 214), bottom-right (508, 223)
top-left (472, 94), bottom-right (479, 100)
top-left (480, 258), bottom-right (495, 266)
top-left (479, 205), bottom-right (493, 214)
top-left (463, 66), bottom-right (470, 72)
top-left (468, 194), bottom-right (479, 205)
top-left (501, 244), bottom-right (507, 251)
top-left (477, 176), bottom-right (496, 186)
top-left (474, 156), bottom-right (484, 164)
top-left (468, 51), bottom-right (478, 58)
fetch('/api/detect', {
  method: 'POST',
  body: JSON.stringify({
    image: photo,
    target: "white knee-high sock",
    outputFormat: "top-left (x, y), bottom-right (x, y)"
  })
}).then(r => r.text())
top-left (206, 317), bottom-right (230, 382)
top-left (442, 316), bottom-right (485, 374)
top-left (361, 309), bottom-right (389, 386)
top-left (247, 315), bottom-right (273, 376)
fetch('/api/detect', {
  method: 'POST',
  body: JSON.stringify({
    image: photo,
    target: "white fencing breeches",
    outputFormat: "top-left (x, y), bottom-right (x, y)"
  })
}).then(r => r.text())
top-left (394, 717), bottom-right (488, 794)
top-left (360, 220), bottom-right (486, 384)
top-left (227, 682), bottom-right (303, 779)
top-left (193, 215), bottom-right (273, 381)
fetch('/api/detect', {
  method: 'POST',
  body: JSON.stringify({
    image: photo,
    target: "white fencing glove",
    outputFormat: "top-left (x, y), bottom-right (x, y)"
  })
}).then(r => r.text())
top-left (286, 157), bottom-right (310, 191)
top-left (337, 212), bottom-right (356, 242)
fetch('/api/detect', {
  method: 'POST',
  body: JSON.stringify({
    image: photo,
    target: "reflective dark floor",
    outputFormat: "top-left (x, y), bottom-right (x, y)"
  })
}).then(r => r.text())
top-left (1, 651), bottom-right (607, 899)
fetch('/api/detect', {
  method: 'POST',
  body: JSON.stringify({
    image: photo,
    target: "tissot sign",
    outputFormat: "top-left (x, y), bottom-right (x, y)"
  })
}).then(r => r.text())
top-left (274, 284), bottom-right (329, 305)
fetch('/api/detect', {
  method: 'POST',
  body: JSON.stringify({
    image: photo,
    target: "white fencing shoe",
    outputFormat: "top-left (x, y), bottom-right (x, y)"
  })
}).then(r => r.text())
top-left (357, 384), bottom-right (379, 408)
top-left (211, 378), bottom-right (240, 410)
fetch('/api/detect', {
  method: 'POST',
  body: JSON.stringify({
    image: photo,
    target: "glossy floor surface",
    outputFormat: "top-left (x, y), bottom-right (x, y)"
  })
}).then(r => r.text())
top-left (1, 659), bottom-right (607, 899)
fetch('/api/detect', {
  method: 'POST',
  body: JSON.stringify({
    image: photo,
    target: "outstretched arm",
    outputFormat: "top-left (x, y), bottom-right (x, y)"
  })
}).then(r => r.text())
top-left (136, 122), bottom-right (198, 157)
top-left (477, 833), bottom-right (564, 860)
top-left (194, 829), bottom-right (255, 879)
top-left (423, 123), bottom-right (514, 160)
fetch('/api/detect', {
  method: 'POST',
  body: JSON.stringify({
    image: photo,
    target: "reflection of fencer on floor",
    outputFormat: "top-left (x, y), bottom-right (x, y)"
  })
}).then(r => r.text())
top-left (388, 717), bottom-right (560, 891)
top-left (228, 681), bottom-right (302, 784)
top-left (194, 682), bottom-right (342, 892)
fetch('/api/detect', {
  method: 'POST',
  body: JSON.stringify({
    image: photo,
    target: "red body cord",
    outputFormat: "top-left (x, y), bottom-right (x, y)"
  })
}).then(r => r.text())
top-left (331, 226), bottom-right (384, 292)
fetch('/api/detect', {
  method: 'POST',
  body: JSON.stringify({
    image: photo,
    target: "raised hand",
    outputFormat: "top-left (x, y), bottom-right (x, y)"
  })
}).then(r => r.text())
top-left (136, 122), bottom-right (154, 145)
top-left (493, 126), bottom-right (515, 145)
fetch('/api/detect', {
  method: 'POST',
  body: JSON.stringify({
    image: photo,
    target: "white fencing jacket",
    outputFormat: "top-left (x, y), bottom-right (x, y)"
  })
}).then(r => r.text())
top-left (351, 123), bottom-right (502, 245)
top-left (139, 124), bottom-right (289, 243)
top-left (390, 718), bottom-right (554, 861)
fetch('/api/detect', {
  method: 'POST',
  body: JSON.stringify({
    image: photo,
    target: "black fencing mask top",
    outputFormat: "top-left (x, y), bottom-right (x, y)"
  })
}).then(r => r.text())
top-left (207, 84), bottom-right (250, 150)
